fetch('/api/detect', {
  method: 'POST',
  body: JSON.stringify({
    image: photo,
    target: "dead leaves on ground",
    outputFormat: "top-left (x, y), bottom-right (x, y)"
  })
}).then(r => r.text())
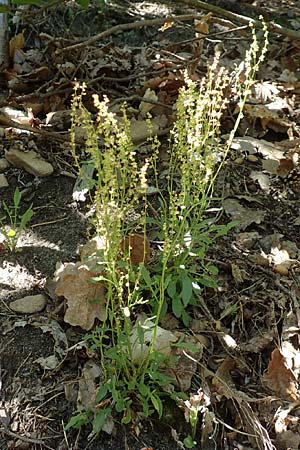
top-left (4, 4), bottom-right (300, 449)
top-left (264, 347), bottom-right (299, 402)
top-left (53, 233), bottom-right (151, 330)
top-left (54, 261), bottom-right (106, 330)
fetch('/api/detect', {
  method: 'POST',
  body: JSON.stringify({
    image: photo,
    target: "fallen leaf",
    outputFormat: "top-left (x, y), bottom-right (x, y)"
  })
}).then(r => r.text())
top-left (265, 348), bottom-right (299, 401)
top-left (167, 334), bottom-right (203, 391)
top-left (54, 262), bottom-right (106, 330)
top-left (223, 198), bottom-right (266, 231)
top-left (139, 88), bottom-right (158, 117)
top-left (9, 32), bottom-right (24, 59)
top-left (121, 234), bottom-right (151, 265)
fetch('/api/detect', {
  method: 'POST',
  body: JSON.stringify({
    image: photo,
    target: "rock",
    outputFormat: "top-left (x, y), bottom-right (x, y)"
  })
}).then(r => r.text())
top-left (0, 174), bottom-right (8, 188)
top-left (5, 148), bottom-right (54, 177)
top-left (129, 118), bottom-right (159, 142)
top-left (9, 294), bottom-right (47, 314)
top-left (0, 158), bottom-right (9, 172)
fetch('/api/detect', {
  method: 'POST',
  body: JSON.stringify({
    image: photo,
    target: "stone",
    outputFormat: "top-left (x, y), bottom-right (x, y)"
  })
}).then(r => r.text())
top-left (5, 148), bottom-right (54, 177)
top-left (0, 174), bottom-right (8, 188)
top-left (9, 294), bottom-right (47, 314)
top-left (0, 158), bottom-right (9, 172)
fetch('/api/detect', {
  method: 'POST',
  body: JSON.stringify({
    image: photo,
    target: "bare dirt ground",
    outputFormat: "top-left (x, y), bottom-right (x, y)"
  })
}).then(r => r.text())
top-left (2, 1), bottom-right (300, 450)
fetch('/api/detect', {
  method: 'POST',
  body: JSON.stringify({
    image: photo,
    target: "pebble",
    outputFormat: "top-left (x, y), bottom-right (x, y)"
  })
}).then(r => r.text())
top-left (247, 155), bottom-right (258, 163)
top-left (5, 148), bottom-right (54, 177)
top-left (234, 157), bottom-right (244, 165)
top-left (0, 174), bottom-right (8, 188)
top-left (9, 294), bottom-right (47, 314)
top-left (0, 158), bottom-right (9, 172)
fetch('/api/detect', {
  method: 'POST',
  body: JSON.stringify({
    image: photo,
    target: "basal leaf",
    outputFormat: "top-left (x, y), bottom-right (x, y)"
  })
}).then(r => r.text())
top-left (181, 273), bottom-right (193, 306)
top-left (172, 295), bottom-right (183, 318)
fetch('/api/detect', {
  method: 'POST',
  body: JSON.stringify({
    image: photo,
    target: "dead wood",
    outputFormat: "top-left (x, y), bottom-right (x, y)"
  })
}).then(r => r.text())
top-left (179, 0), bottom-right (300, 40)
top-left (59, 14), bottom-right (214, 54)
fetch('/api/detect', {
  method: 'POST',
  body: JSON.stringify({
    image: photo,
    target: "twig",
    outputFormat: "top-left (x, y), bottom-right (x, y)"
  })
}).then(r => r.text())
top-left (179, 0), bottom-right (300, 40)
top-left (0, 426), bottom-right (51, 446)
top-left (59, 14), bottom-right (213, 54)
top-left (31, 216), bottom-right (67, 228)
top-left (0, 118), bottom-right (72, 143)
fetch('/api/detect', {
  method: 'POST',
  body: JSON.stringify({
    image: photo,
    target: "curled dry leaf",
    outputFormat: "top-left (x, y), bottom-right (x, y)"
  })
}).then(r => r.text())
top-left (54, 262), bottom-right (106, 330)
top-left (264, 348), bottom-right (299, 401)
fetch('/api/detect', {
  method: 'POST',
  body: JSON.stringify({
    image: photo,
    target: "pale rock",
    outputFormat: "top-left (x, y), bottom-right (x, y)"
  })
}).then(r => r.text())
top-left (129, 118), bottom-right (159, 142)
top-left (0, 158), bottom-right (9, 172)
top-left (9, 294), bottom-right (47, 314)
top-left (5, 148), bottom-right (54, 177)
top-left (0, 174), bottom-right (8, 188)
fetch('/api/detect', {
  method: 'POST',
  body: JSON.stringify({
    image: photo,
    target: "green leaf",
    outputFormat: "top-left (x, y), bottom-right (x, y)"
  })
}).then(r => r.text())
top-left (13, 0), bottom-right (44, 4)
top-left (122, 403), bottom-right (132, 424)
top-left (167, 278), bottom-right (177, 298)
top-left (181, 309), bottom-right (190, 326)
top-left (13, 187), bottom-right (21, 208)
top-left (137, 323), bottom-right (145, 346)
top-left (141, 398), bottom-right (151, 417)
top-left (172, 295), bottom-right (183, 318)
top-left (198, 274), bottom-right (218, 289)
top-left (128, 379), bottom-right (136, 390)
top-left (183, 435), bottom-right (196, 448)
top-left (141, 264), bottom-right (152, 287)
top-left (138, 382), bottom-right (149, 397)
top-left (116, 396), bottom-right (125, 412)
top-left (92, 408), bottom-right (110, 433)
top-left (19, 208), bottom-right (33, 229)
top-left (65, 411), bottom-right (89, 430)
top-left (150, 393), bottom-right (163, 417)
top-left (207, 264), bottom-right (218, 275)
top-left (75, 0), bottom-right (89, 7)
top-left (180, 273), bottom-right (193, 306)
top-left (96, 384), bottom-right (108, 403)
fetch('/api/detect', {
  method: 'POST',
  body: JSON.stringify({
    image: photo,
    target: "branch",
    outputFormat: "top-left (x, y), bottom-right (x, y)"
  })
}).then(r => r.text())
top-left (59, 14), bottom-right (211, 54)
top-left (179, 0), bottom-right (300, 40)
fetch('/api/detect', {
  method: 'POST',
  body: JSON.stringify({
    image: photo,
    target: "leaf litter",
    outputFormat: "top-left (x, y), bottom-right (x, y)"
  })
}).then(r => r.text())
top-left (2, 0), bottom-right (300, 449)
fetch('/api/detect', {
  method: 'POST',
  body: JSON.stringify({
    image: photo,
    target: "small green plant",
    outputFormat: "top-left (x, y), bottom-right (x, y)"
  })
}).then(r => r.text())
top-left (67, 20), bottom-right (268, 443)
top-left (0, 187), bottom-right (33, 252)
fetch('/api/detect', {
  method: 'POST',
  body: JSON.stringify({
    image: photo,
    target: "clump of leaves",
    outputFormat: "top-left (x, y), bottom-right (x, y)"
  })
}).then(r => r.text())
top-left (0, 187), bottom-right (33, 252)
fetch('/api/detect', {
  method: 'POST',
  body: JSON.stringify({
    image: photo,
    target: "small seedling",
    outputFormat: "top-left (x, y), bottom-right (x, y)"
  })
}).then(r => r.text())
top-left (0, 187), bottom-right (33, 252)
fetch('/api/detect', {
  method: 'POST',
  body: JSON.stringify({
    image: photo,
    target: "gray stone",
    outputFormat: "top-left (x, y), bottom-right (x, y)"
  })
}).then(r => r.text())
top-left (10, 294), bottom-right (47, 314)
top-left (0, 158), bottom-right (9, 172)
top-left (0, 174), bottom-right (8, 188)
top-left (5, 148), bottom-right (54, 177)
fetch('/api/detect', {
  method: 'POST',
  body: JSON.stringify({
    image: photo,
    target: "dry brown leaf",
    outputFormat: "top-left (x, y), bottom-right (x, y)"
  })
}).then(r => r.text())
top-left (159, 21), bottom-right (174, 32)
top-left (55, 262), bottom-right (106, 330)
top-left (277, 158), bottom-right (295, 177)
top-left (9, 33), bottom-right (24, 59)
top-left (265, 348), bottom-right (299, 401)
top-left (240, 331), bottom-right (276, 353)
top-left (166, 334), bottom-right (203, 391)
top-left (121, 234), bottom-right (151, 265)
top-left (212, 357), bottom-right (236, 399)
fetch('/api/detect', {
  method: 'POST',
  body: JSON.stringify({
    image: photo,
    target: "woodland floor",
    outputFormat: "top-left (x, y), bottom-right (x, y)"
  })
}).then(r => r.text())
top-left (2, 1), bottom-right (300, 450)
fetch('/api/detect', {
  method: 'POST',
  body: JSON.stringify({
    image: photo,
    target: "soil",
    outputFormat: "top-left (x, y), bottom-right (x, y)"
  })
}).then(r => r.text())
top-left (0, 174), bottom-right (184, 450)
top-left (1, 1), bottom-right (300, 450)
